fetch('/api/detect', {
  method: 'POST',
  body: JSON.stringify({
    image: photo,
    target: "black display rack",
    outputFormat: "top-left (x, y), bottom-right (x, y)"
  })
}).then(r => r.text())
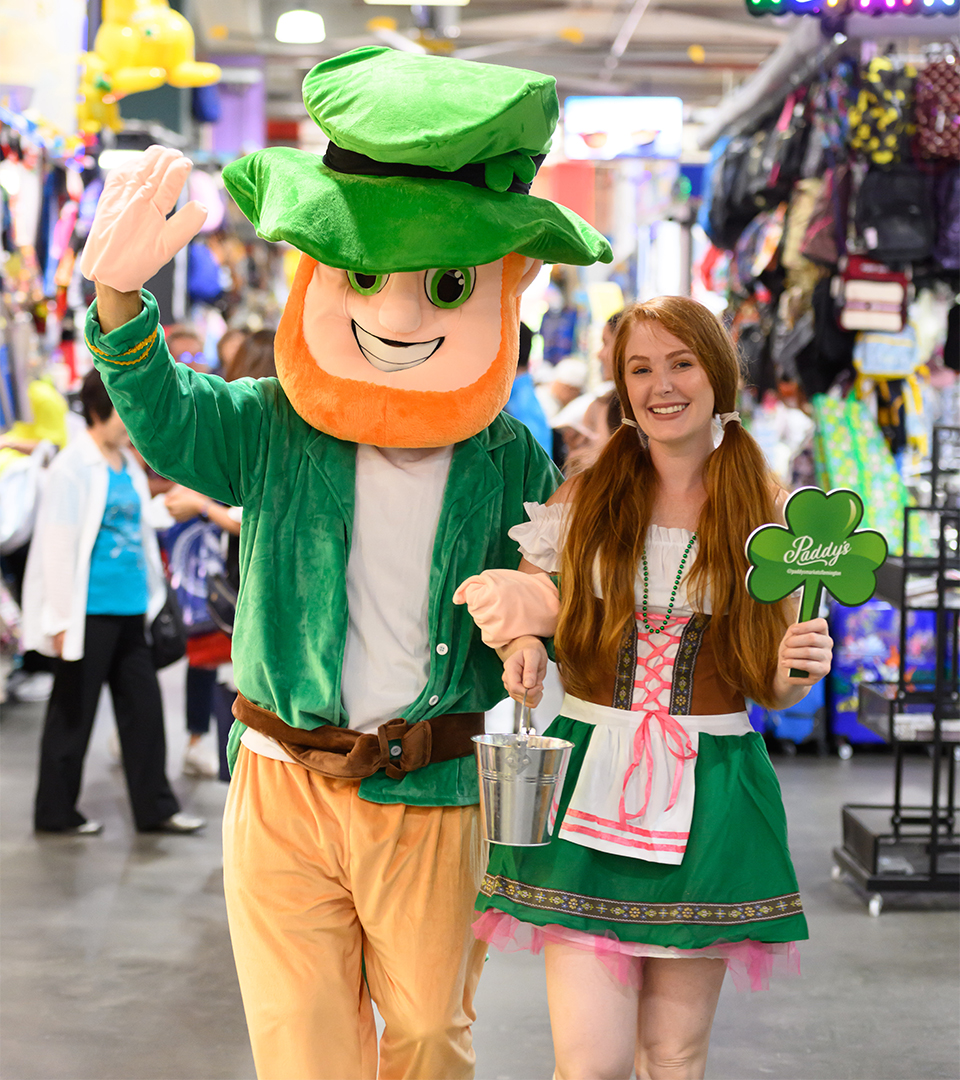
top-left (832, 426), bottom-right (960, 915)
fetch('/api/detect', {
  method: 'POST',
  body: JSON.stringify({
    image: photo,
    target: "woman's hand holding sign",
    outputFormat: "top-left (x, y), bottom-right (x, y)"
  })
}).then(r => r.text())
top-left (773, 617), bottom-right (834, 707)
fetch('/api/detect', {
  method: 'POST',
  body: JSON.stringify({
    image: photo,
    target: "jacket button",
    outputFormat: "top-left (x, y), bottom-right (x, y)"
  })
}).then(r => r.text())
top-left (389, 745), bottom-right (402, 757)
top-left (429, 695), bottom-right (439, 705)
top-left (436, 643), bottom-right (449, 655)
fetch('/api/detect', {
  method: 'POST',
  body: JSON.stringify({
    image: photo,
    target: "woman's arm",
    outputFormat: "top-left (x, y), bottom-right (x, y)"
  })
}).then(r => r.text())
top-left (497, 634), bottom-right (549, 706)
top-left (164, 486), bottom-right (242, 535)
top-left (496, 477), bottom-right (578, 698)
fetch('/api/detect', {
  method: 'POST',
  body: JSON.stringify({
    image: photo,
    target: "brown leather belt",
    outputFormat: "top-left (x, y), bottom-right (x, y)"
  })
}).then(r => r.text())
top-left (232, 692), bottom-right (484, 780)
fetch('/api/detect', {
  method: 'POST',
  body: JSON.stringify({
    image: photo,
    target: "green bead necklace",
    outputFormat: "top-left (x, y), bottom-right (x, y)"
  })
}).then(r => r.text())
top-left (640, 531), bottom-right (698, 634)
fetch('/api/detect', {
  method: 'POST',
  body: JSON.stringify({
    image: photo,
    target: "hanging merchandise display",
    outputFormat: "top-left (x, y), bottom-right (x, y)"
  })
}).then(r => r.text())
top-left (0, 102), bottom-right (90, 428)
top-left (701, 28), bottom-right (958, 756)
top-left (698, 36), bottom-right (958, 480)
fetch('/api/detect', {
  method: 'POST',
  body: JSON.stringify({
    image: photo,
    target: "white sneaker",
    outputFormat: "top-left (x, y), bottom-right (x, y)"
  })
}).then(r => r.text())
top-left (157, 812), bottom-right (206, 834)
top-left (10, 671), bottom-right (54, 702)
top-left (182, 742), bottom-right (219, 779)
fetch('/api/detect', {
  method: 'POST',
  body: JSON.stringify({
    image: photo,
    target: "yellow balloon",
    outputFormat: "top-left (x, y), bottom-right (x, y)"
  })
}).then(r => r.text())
top-left (91, 0), bottom-right (221, 98)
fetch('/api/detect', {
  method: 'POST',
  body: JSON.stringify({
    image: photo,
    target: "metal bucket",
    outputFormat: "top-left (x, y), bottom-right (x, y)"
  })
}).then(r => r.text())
top-left (472, 733), bottom-right (573, 846)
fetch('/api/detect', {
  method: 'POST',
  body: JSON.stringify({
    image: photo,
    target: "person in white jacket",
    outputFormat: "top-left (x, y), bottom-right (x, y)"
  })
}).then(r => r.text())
top-left (22, 370), bottom-right (204, 835)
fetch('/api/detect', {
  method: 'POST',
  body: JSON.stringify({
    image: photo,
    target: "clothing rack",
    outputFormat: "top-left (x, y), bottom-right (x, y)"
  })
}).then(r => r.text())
top-left (832, 426), bottom-right (960, 915)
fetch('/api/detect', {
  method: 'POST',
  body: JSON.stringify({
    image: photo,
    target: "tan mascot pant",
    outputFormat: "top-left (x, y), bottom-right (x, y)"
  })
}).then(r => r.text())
top-left (222, 745), bottom-right (488, 1080)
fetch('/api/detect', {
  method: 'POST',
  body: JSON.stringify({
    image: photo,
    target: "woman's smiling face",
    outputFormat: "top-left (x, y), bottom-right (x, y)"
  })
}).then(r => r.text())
top-left (622, 320), bottom-right (715, 449)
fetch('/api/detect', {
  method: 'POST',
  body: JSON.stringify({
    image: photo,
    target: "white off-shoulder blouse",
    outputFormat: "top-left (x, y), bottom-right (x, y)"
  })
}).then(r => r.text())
top-left (508, 501), bottom-right (712, 615)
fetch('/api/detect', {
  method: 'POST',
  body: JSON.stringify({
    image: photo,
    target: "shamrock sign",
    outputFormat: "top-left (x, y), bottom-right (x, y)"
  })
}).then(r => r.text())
top-left (746, 487), bottom-right (888, 678)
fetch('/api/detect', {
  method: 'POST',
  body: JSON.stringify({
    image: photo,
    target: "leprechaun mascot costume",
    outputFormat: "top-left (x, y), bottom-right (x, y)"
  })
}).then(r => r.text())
top-left (80, 47), bottom-right (611, 1080)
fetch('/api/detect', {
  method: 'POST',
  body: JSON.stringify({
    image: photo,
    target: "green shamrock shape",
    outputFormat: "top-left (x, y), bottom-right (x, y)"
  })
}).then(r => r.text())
top-left (746, 487), bottom-right (888, 678)
top-left (483, 151), bottom-right (539, 194)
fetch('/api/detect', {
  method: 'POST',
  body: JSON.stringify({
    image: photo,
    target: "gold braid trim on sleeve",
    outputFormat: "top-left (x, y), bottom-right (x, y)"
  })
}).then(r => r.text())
top-left (84, 328), bottom-right (158, 366)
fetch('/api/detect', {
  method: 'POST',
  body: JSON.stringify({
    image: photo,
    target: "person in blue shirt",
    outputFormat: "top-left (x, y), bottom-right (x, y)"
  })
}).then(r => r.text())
top-left (504, 322), bottom-right (552, 455)
top-left (24, 370), bottom-right (203, 835)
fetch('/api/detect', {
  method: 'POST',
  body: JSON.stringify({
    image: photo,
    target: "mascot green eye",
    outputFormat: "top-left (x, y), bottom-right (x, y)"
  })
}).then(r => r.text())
top-left (347, 271), bottom-right (388, 295)
top-left (425, 268), bottom-right (475, 309)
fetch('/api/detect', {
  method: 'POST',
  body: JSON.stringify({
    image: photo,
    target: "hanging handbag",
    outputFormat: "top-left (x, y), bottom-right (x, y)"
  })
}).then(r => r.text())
top-left (834, 255), bottom-right (910, 333)
top-left (800, 163), bottom-right (850, 268)
top-left (150, 584), bottom-right (187, 669)
top-left (706, 134), bottom-right (759, 251)
top-left (848, 57), bottom-right (917, 166)
top-left (854, 165), bottom-right (934, 267)
top-left (914, 59), bottom-right (960, 162)
top-left (759, 92), bottom-right (810, 207)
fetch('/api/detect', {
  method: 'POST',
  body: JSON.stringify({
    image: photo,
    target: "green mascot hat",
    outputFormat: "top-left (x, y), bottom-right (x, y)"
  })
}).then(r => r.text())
top-left (223, 46), bottom-right (612, 273)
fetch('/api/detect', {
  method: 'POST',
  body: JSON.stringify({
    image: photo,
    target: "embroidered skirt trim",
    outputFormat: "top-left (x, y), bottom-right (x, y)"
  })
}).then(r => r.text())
top-left (479, 873), bottom-right (804, 927)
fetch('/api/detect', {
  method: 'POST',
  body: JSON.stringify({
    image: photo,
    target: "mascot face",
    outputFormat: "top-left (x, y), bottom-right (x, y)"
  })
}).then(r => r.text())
top-left (275, 251), bottom-right (541, 448)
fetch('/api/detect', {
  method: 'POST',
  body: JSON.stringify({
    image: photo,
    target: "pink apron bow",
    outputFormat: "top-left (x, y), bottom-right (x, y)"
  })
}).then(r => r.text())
top-left (618, 711), bottom-right (698, 828)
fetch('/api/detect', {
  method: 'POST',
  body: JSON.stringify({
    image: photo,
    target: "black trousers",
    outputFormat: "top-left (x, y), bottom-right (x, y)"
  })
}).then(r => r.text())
top-left (34, 615), bottom-right (180, 832)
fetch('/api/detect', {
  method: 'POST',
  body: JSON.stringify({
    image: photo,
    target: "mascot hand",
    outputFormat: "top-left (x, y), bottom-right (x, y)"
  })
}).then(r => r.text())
top-left (80, 145), bottom-right (208, 293)
top-left (453, 569), bottom-right (559, 649)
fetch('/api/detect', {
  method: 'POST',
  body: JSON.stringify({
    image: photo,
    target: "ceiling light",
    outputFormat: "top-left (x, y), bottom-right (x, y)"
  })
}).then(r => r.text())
top-left (276, 10), bottom-right (326, 44)
top-left (98, 149), bottom-right (147, 171)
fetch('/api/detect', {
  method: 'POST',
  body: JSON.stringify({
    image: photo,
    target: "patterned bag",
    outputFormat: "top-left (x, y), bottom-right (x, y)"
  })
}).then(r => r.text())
top-left (848, 57), bottom-right (917, 166)
top-left (852, 326), bottom-right (931, 459)
top-left (914, 59), bottom-right (960, 161)
top-left (810, 394), bottom-right (910, 555)
top-left (157, 518), bottom-right (225, 637)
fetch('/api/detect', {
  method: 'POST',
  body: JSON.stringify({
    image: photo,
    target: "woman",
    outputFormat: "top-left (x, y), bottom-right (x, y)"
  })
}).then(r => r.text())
top-left (22, 370), bottom-right (204, 835)
top-left (163, 329), bottom-right (276, 779)
top-left (466, 296), bottom-right (833, 1080)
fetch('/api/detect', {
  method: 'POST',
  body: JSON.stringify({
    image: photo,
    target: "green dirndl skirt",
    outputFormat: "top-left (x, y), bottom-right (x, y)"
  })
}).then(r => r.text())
top-left (476, 710), bottom-right (808, 951)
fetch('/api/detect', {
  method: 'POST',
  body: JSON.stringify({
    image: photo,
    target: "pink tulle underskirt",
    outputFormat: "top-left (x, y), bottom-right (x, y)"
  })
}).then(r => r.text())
top-left (473, 909), bottom-right (800, 993)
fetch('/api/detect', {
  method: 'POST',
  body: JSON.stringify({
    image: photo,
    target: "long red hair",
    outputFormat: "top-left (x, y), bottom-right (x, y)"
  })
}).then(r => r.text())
top-left (555, 296), bottom-right (789, 708)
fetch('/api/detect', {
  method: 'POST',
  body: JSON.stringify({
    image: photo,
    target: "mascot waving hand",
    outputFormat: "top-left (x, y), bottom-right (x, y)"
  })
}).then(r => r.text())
top-left (80, 47), bottom-right (610, 1080)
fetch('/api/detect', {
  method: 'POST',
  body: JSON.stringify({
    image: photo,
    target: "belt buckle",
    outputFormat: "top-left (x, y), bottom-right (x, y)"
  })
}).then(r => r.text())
top-left (377, 718), bottom-right (431, 779)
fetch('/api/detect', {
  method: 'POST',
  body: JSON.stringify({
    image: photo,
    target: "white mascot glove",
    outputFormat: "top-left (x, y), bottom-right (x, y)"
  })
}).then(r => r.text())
top-left (80, 145), bottom-right (208, 294)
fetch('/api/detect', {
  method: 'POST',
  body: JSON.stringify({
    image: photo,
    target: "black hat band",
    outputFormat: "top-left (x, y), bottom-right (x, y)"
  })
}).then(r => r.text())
top-left (323, 141), bottom-right (544, 195)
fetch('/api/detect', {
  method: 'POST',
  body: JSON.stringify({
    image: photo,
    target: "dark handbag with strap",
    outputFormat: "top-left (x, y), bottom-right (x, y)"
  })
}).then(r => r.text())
top-left (206, 571), bottom-right (238, 635)
top-left (206, 532), bottom-right (240, 635)
top-left (150, 584), bottom-right (187, 669)
top-left (233, 692), bottom-right (484, 780)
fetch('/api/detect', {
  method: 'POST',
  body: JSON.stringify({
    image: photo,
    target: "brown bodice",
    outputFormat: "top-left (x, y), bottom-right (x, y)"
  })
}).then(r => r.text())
top-left (572, 614), bottom-right (745, 715)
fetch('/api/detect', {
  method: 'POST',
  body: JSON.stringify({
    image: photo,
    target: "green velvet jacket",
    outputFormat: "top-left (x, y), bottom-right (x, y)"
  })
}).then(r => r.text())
top-left (85, 292), bottom-right (560, 806)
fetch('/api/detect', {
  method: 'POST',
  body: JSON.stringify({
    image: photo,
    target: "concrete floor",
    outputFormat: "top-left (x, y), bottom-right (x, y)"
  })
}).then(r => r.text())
top-left (1, 663), bottom-right (958, 1080)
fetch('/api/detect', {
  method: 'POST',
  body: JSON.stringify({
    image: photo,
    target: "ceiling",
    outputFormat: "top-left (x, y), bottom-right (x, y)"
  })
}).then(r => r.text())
top-left (191, 0), bottom-right (796, 123)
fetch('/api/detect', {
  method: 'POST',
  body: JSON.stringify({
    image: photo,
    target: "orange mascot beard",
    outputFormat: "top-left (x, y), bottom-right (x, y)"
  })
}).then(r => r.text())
top-left (274, 252), bottom-right (527, 448)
